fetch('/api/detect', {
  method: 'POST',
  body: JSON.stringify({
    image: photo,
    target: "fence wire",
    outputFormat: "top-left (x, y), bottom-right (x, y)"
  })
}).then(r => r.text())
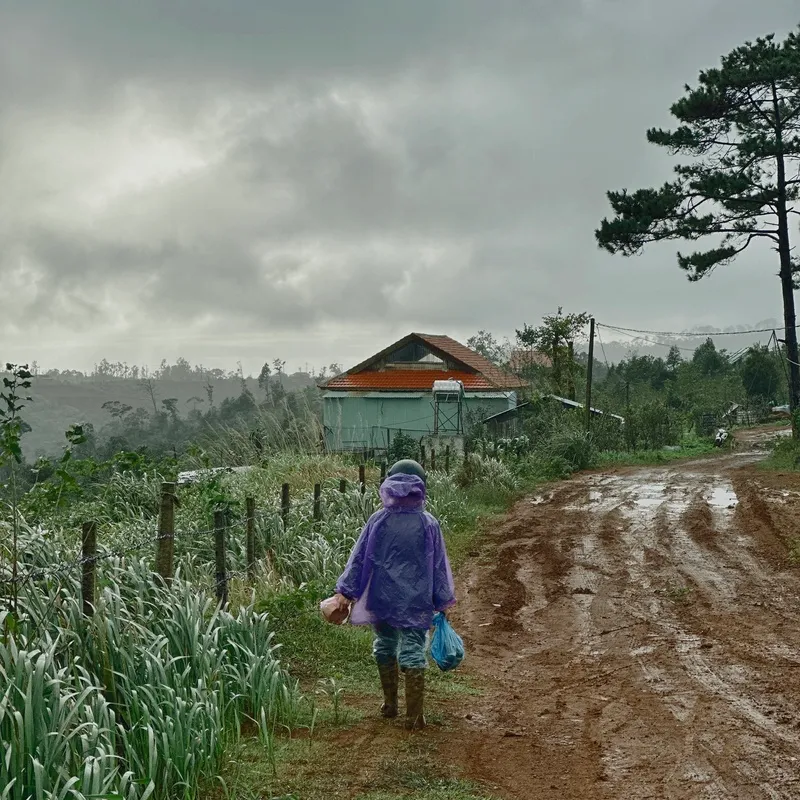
top-left (1, 469), bottom-right (386, 601)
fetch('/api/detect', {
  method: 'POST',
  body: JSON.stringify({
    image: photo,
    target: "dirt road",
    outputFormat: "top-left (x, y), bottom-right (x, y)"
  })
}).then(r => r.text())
top-left (443, 444), bottom-right (800, 799)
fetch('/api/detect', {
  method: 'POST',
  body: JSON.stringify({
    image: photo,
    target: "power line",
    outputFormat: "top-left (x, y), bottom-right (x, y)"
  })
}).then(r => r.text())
top-left (598, 322), bottom-right (799, 338)
top-left (596, 325), bottom-right (610, 370)
top-left (598, 325), bottom-right (696, 353)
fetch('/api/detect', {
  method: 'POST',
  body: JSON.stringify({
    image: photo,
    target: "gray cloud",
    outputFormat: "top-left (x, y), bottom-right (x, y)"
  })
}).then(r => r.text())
top-left (1, 0), bottom-right (799, 372)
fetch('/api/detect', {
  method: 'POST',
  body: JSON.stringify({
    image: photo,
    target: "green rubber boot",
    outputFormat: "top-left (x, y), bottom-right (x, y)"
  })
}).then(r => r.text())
top-left (404, 669), bottom-right (426, 731)
top-left (378, 662), bottom-right (399, 718)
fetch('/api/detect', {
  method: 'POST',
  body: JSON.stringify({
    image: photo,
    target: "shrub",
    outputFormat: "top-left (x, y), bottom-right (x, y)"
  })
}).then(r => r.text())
top-left (387, 431), bottom-right (420, 464)
top-left (626, 401), bottom-right (682, 450)
top-left (454, 453), bottom-right (519, 495)
top-left (544, 427), bottom-right (597, 471)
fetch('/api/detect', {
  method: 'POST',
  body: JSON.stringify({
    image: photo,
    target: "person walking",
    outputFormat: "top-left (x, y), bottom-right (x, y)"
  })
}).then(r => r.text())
top-left (331, 459), bottom-right (456, 730)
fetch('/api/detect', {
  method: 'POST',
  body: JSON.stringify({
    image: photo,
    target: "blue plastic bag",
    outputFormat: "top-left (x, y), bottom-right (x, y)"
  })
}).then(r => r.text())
top-left (430, 612), bottom-right (464, 671)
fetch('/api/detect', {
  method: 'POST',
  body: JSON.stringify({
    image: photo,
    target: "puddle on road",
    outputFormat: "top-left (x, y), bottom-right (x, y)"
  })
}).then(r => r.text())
top-left (707, 487), bottom-right (738, 509)
top-left (633, 483), bottom-right (667, 508)
top-left (530, 491), bottom-right (554, 505)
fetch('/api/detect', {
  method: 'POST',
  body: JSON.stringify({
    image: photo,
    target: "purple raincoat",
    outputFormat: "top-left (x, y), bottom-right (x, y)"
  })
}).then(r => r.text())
top-left (336, 473), bottom-right (456, 630)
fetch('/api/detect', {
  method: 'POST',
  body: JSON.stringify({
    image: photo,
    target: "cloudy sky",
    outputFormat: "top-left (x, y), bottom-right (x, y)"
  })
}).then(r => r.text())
top-left (1, 1), bottom-right (798, 375)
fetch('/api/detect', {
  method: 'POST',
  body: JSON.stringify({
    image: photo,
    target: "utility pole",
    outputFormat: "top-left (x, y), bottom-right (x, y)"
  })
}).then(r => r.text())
top-left (584, 318), bottom-right (595, 432)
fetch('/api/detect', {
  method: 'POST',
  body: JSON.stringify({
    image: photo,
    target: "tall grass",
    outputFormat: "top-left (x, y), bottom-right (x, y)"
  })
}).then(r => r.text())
top-left (2, 533), bottom-right (301, 800)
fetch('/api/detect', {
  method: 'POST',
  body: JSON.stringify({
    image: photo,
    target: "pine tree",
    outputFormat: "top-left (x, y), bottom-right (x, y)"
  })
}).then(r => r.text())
top-left (596, 29), bottom-right (800, 422)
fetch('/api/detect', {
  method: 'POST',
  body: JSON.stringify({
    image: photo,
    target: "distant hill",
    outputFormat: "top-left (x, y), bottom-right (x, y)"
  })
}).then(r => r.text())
top-left (18, 372), bottom-right (317, 459)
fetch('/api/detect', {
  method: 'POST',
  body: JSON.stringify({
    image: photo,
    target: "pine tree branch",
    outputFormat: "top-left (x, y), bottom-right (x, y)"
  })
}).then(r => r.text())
top-left (732, 232), bottom-right (769, 253)
top-left (780, 100), bottom-right (800, 127)
top-left (744, 87), bottom-right (776, 128)
top-left (715, 229), bottom-right (779, 242)
top-left (680, 194), bottom-right (778, 223)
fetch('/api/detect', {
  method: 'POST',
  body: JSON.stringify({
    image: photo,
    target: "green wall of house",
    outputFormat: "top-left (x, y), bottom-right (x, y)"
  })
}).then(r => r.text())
top-left (322, 391), bottom-right (515, 452)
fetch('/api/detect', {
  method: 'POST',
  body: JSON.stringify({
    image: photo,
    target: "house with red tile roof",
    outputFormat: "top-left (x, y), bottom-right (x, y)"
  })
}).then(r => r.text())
top-left (320, 333), bottom-right (526, 453)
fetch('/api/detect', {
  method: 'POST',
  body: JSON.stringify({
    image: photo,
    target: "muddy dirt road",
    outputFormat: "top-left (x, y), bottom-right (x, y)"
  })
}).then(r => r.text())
top-left (444, 447), bottom-right (800, 799)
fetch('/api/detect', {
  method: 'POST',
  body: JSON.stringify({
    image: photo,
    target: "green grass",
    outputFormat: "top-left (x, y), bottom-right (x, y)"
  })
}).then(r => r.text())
top-left (366, 752), bottom-right (498, 798)
top-left (661, 584), bottom-right (694, 604)
top-left (354, 782), bottom-right (497, 799)
top-left (596, 438), bottom-right (715, 467)
top-left (256, 582), bottom-right (375, 689)
top-left (210, 729), bottom-right (498, 800)
top-left (761, 437), bottom-right (800, 471)
top-left (787, 537), bottom-right (800, 566)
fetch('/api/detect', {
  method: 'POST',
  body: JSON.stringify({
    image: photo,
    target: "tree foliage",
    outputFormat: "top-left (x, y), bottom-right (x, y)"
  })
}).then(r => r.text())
top-left (692, 338), bottom-right (730, 377)
top-left (741, 344), bottom-right (782, 400)
top-left (467, 330), bottom-right (511, 366)
top-left (0, 364), bottom-right (32, 466)
top-left (516, 308), bottom-right (590, 399)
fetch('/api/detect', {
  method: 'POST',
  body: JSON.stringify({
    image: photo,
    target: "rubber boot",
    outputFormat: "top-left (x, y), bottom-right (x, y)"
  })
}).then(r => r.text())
top-left (378, 662), bottom-right (399, 718)
top-left (404, 669), bottom-right (426, 730)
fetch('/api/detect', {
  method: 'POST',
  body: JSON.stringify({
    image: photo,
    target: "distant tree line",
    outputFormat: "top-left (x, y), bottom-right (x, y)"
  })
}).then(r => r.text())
top-left (469, 312), bottom-right (789, 430)
top-left (23, 356), bottom-right (343, 382)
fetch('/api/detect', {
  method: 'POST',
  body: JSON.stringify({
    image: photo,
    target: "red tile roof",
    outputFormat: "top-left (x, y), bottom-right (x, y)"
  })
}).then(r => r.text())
top-left (324, 369), bottom-right (498, 392)
top-left (415, 334), bottom-right (524, 390)
top-left (321, 333), bottom-right (527, 392)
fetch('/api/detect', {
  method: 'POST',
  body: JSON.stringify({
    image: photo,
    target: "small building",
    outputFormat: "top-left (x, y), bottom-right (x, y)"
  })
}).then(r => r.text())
top-left (507, 348), bottom-right (552, 374)
top-left (321, 333), bottom-right (526, 454)
top-left (482, 394), bottom-right (625, 438)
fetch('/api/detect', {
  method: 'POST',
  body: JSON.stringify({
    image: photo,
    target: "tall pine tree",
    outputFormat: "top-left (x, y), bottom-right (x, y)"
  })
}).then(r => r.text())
top-left (596, 29), bottom-right (800, 423)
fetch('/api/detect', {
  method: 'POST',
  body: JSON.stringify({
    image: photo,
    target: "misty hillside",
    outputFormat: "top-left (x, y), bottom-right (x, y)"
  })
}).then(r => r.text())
top-left (20, 371), bottom-right (317, 459)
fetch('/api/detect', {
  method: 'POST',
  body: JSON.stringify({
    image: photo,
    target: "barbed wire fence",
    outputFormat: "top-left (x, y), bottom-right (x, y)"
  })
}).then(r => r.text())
top-left (0, 458), bottom-right (419, 618)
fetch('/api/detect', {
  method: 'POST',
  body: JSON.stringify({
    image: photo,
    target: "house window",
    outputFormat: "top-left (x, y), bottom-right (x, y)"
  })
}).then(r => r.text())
top-left (386, 342), bottom-right (444, 365)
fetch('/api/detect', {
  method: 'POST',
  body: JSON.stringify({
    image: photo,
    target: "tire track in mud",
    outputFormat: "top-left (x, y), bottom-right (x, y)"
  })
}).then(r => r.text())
top-left (439, 454), bottom-right (800, 799)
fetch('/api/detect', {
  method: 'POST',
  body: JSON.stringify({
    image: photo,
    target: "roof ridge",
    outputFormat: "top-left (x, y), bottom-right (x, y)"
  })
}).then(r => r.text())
top-left (319, 331), bottom-right (527, 390)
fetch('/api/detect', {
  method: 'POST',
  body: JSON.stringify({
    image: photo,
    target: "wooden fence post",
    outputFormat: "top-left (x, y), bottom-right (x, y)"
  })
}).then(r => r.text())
top-left (430, 449), bottom-right (436, 472)
top-left (246, 497), bottom-right (256, 581)
top-left (155, 482), bottom-right (176, 585)
top-left (359, 464), bottom-right (366, 494)
top-left (339, 478), bottom-right (347, 494)
top-left (445, 446), bottom-right (451, 474)
top-left (420, 446), bottom-right (426, 468)
top-left (380, 462), bottom-right (386, 484)
top-left (313, 483), bottom-right (322, 521)
top-left (281, 483), bottom-right (290, 529)
top-left (81, 521), bottom-right (97, 618)
top-left (214, 510), bottom-right (228, 609)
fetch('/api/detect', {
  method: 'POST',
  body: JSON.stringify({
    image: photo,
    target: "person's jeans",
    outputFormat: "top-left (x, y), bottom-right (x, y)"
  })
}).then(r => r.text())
top-left (373, 622), bottom-right (427, 670)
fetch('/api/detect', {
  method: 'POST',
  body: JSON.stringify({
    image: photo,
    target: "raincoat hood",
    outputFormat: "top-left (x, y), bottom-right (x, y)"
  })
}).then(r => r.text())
top-left (379, 473), bottom-right (426, 510)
